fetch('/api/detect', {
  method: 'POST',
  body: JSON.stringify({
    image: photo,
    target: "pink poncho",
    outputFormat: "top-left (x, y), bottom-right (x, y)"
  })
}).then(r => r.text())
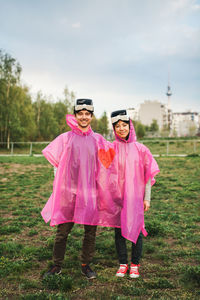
top-left (41, 115), bottom-right (120, 227)
top-left (112, 120), bottom-right (160, 243)
top-left (41, 114), bottom-right (159, 244)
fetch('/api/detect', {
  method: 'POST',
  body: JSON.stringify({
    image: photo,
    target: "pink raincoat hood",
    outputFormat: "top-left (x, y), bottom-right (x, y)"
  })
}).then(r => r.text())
top-left (113, 118), bottom-right (137, 143)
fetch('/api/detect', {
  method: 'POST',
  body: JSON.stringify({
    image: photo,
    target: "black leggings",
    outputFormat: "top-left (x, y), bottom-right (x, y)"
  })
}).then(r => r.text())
top-left (115, 228), bottom-right (142, 265)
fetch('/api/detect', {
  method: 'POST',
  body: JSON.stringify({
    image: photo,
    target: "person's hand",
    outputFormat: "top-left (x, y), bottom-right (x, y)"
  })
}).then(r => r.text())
top-left (144, 200), bottom-right (150, 212)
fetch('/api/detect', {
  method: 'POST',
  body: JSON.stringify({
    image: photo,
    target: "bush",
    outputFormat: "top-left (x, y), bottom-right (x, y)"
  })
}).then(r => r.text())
top-left (187, 153), bottom-right (199, 157)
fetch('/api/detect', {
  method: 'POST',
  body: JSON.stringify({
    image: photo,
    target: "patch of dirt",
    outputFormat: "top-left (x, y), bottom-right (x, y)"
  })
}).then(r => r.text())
top-left (0, 163), bottom-right (51, 175)
top-left (1, 177), bottom-right (8, 182)
top-left (165, 237), bottom-right (177, 246)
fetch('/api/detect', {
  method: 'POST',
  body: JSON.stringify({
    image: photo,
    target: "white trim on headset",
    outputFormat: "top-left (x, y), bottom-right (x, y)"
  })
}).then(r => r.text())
top-left (75, 104), bottom-right (94, 112)
top-left (111, 114), bottom-right (130, 124)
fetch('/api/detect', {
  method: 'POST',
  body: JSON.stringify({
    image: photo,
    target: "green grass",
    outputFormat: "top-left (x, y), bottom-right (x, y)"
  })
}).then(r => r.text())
top-left (0, 156), bottom-right (200, 299)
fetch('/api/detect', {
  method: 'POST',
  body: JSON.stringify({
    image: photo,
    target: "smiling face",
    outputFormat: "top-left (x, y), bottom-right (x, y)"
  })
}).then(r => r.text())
top-left (114, 120), bottom-right (130, 139)
top-left (75, 109), bottom-right (93, 131)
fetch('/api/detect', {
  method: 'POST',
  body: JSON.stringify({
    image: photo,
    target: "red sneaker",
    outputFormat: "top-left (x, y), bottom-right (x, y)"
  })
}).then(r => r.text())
top-left (129, 263), bottom-right (140, 278)
top-left (116, 264), bottom-right (128, 277)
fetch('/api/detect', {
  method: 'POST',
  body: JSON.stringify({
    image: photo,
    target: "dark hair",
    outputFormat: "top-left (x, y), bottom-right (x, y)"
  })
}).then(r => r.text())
top-left (113, 119), bottom-right (130, 129)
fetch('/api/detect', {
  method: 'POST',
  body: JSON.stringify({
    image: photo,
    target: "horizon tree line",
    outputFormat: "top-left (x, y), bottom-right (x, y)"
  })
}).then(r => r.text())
top-left (0, 50), bottom-right (156, 148)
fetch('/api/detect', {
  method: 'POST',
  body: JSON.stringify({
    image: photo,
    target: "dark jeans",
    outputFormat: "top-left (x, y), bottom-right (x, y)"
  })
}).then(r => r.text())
top-left (53, 222), bottom-right (97, 267)
top-left (115, 228), bottom-right (143, 265)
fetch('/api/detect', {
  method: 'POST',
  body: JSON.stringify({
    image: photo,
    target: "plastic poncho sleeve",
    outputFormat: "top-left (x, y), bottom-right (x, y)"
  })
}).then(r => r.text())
top-left (42, 134), bottom-right (65, 167)
top-left (139, 144), bottom-right (160, 186)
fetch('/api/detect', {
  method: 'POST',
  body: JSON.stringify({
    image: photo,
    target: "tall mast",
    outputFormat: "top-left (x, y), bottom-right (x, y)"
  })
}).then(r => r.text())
top-left (166, 71), bottom-right (172, 109)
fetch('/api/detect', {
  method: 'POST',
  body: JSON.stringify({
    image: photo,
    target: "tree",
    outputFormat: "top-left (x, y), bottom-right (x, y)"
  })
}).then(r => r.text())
top-left (132, 119), bottom-right (146, 139)
top-left (188, 124), bottom-right (197, 137)
top-left (53, 101), bottom-right (69, 133)
top-left (91, 114), bottom-right (98, 132)
top-left (9, 85), bottom-right (36, 141)
top-left (97, 111), bottom-right (109, 137)
top-left (150, 119), bottom-right (159, 132)
top-left (160, 124), bottom-right (170, 137)
top-left (136, 122), bottom-right (146, 139)
top-left (0, 50), bottom-right (22, 148)
top-left (63, 86), bottom-right (75, 114)
top-left (33, 94), bottom-right (59, 140)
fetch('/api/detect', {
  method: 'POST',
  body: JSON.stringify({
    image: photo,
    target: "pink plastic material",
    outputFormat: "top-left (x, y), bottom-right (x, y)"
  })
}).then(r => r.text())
top-left (41, 115), bottom-right (159, 244)
top-left (41, 115), bottom-right (119, 227)
top-left (112, 120), bottom-right (160, 243)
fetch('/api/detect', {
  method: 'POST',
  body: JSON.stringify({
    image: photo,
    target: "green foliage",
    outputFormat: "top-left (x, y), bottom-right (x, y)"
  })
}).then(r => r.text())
top-left (91, 114), bottom-right (98, 132)
top-left (0, 256), bottom-right (32, 277)
top-left (33, 93), bottom-right (59, 140)
top-left (0, 224), bottom-right (21, 234)
top-left (20, 292), bottom-right (48, 300)
top-left (20, 293), bottom-right (69, 300)
top-left (145, 220), bottom-right (166, 237)
top-left (181, 266), bottom-right (200, 288)
top-left (187, 153), bottom-right (199, 157)
top-left (28, 229), bottom-right (38, 236)
top-left (19, 278), bottom-right (39, 290)
top-left (150, 119), bottom-right (159, 132)
top-left (136, 122), bottom-right (146, 138)
top-left (0, 242), bottom-right (23, 258)
top-left (96, 111), bottom-right (109, 137)
top-left (122, 285), bottom-right (147, 296)
top-left (146, 278), bottom-right (174, 289)
top-left (0, 51), bottom-right (111, 144)
top-left (132, 120), bottom-right (146, 138)
top-left (42, 274), bottom-right (72, 291)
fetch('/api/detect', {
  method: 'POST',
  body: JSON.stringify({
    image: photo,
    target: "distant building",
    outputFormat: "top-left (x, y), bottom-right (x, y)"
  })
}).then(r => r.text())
top-left (172, 111), bottom-right (200, 136)
top-left (138, 100), bottom-right (169, 129)
top-left (107, 102), bottom-right (199, 138)
top-left (127, 107), bottom-right (139, 121)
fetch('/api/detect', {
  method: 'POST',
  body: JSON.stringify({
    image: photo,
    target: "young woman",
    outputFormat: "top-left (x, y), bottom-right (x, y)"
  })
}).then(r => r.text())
top-left (110, 110), bottom-right (159, 278)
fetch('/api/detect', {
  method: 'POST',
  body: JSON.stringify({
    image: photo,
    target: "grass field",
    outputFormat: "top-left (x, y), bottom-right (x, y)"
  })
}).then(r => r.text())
top-left (0, 156), bottom-right (200, 300)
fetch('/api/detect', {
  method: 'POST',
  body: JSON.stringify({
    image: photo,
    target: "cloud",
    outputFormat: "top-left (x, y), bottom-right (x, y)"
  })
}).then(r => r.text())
top-left (71, 22), bottom-right (81, 29)
top-left (1, 0), bottom-right (199, 116)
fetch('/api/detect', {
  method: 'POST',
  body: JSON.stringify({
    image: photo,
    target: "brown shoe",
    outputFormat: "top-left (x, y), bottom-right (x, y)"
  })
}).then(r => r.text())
top-left (81, 264), bottom-right (96, 279)
top-left (43, 265), bottom-right (61, 278)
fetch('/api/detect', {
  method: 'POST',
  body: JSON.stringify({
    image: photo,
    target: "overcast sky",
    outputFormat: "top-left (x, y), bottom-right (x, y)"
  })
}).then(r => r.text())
top-left (1, 0), bottom-right (200, 117)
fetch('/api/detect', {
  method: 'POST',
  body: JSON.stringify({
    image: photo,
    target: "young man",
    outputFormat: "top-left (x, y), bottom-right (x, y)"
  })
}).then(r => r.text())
top-left (41, 99), bottom-right (109, 279)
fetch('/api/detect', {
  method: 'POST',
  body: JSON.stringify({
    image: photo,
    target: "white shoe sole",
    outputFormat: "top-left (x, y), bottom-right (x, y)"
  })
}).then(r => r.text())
top-left (116, 274), bottom-right (125, 277)
top-left (129, 274), bottom-right (140, 278)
